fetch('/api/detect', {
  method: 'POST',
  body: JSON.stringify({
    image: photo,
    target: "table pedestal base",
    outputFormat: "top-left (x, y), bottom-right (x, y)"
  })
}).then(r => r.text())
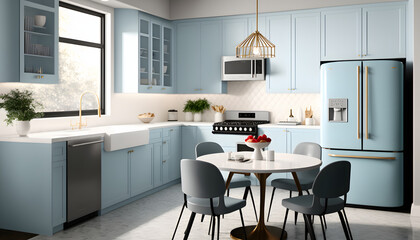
top-left (230, 225), bottom-right (287, 240)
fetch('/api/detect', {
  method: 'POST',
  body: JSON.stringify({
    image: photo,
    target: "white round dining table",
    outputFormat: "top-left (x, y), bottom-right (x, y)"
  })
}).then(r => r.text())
top-left (197, 151), bottom-right (322, 240)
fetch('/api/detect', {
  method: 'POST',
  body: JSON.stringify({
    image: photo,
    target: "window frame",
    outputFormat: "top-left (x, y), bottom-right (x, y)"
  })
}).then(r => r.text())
top-left (43, 2), bottom-right (106, 118)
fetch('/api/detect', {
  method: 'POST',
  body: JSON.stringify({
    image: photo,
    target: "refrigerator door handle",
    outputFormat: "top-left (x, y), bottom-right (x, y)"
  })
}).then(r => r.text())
top-left (365, 66), bottom-right (369, 139)
top-left (328, 154), bottom-right (395, 160)
top-left (357, 65), bottom-right (360, 139)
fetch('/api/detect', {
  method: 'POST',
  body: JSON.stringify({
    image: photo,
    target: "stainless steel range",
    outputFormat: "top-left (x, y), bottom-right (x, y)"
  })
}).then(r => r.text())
top-left (212, 110), bottom-right (270, 135)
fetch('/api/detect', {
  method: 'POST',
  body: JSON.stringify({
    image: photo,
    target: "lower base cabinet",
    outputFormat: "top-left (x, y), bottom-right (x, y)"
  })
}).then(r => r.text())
top-left (102, 144), bottom-right (153, 209)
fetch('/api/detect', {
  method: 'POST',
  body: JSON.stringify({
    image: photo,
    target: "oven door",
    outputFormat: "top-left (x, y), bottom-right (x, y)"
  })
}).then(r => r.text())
top-left (222, 56), bottom-right (265, 81)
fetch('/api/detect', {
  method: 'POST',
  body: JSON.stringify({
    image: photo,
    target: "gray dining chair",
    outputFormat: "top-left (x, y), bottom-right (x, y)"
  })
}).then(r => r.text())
top-left (267, 142), bottom-right (322, 225)
top-left (172, 159), bottom-right (248, 240)
top-left (195, 142), bottom-right (258, 222)
top-left (280, 161), bottom-right (353, 240)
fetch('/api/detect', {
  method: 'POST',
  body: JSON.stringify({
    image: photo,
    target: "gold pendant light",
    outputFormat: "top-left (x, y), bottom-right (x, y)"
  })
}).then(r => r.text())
top-left (236, 0), bottom-right (275, 58)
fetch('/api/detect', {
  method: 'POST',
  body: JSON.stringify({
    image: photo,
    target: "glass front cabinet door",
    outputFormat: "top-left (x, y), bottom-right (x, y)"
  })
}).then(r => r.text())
top-left (20, 0), bottom-right (58, 83)
top-left (139, 15), bottom-right (174, 93)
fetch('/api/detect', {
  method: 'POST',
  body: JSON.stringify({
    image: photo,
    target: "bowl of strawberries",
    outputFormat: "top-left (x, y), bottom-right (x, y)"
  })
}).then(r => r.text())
top-left (245, 134), bottom-right (272, 160)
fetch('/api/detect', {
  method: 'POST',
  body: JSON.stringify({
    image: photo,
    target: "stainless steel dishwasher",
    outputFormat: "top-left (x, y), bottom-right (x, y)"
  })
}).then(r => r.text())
top-left (67, 137), bottom-right (103, 223)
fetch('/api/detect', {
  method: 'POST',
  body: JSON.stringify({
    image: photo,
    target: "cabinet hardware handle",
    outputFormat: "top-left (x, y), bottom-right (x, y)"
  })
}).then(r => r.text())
top-left (358, 54), bottom-right (360, 57)
top-left (365, 66), bottom-right (369, 139)
top-left (170, 129), bottom-right (174, 131)
top-left (162, 88), bottom-right (166, 90)
top-left (69, 140), bottom-right (104, 147)
top-left (147, 86), bottom-right (152, 89)
top-left (162, 160), bottom-right (167, 163)
top-left (36, 75), bottom-right (44, 79)
top-left (328, 154), bottom-right (395, 160)
top-left (163, 141), bottom-right (167, 144)
top-left (357, 65), bottom-right (360, 139)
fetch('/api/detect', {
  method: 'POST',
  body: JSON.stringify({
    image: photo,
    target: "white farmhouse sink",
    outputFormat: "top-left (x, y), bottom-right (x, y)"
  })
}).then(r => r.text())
top-left (102, 125), bottom-right (149, 152)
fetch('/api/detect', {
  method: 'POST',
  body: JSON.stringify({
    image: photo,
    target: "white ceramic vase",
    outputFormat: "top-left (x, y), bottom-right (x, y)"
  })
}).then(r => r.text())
top-left (16, 121), bottom-right (31, 136)
top-left (214, 112), bottom-right (224, 122)
top-left (185, 112), bottom-right (193, 122)
top-left (193, 113), bottom-right (202, 122)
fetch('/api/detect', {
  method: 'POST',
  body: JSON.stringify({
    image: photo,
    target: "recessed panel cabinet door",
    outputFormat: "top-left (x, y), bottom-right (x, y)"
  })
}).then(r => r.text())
top-left (222, 18), bottom-right (248, 56)
top-left (292, 12), bottom-right (320, 93)
top-left (266, 14), bottom-right (292, 93)
top-left (363, 4), bottom-right (405, 59)
top-left (168, 127), bottom-right (181, 181)
top-left (130, 145), bottom-right (153, 196)
top-left (321, 8), bottom-right (361, 61)
top-left (176, 22), bottom-right (200, 93)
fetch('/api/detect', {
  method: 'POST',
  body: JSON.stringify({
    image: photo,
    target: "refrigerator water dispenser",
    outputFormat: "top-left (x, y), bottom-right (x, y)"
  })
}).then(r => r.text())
top-left (328, 98), bottom-right (348, 122)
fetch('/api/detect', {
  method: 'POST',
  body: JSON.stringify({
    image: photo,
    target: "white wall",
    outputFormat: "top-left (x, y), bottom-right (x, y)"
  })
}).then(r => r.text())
top-left (170, 0), bottom-right (406, 19)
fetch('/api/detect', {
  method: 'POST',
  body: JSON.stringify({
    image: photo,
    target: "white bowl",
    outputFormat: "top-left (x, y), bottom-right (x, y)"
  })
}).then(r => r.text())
top-left (245, 141), bottom-right (270, 149)
top-left (34, 15), bottom-right (46, 27)
top-left (138, 117), bottom-right (154, 123)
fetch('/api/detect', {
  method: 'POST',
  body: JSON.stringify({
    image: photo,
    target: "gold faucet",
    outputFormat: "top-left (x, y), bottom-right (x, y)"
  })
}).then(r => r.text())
top-left (71, 91), bottom-right (101, 130)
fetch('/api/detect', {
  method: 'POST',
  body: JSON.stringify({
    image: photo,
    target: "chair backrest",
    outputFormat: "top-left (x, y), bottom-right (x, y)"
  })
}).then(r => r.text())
top-left (293, 142), bottom-right (322, 179)
top-left (195, 142), bottom-right (224, 158)
top-left (312, 161), bottom-right (351, 199)
top-left (180, 159), bottom-right (226, 199)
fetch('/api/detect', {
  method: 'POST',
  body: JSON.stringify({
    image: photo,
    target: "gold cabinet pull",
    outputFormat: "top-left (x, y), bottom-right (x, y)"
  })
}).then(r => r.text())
top-left (357, 66), bottom-right (360, 139)
top-left (328, 154), bottom-right (395, 160)
top-left (147, 86), bottom-right (152, 89)
top-left (162, 88), bottom-right (166, 90)
top-left (365, 66), bottom-right (369, 139)
top-left (163, 141), bottom-right (167, 144)
top-left (162, 160), bottom-right (167, 163)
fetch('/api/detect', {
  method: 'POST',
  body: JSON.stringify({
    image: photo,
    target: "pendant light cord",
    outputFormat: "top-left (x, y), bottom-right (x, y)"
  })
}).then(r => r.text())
top-left (256, 0), bottom-right (259, 32)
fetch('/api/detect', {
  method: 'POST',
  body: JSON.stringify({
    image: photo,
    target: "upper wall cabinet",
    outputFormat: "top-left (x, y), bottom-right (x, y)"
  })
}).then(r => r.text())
top-left (114, 9), bottom-right (175, 93)
top-left (20, 0), bottom-right (59, 83)
top-left (321, 3), bottom-right (405, 61)
top-left (0, 0), bottom-right (19, 83)
top-left (267, 12), bottom-right (320, 93)
top-left (176, 20), bottom-right (227, 94)
top-left (222, 18), bottom-right (248, 56)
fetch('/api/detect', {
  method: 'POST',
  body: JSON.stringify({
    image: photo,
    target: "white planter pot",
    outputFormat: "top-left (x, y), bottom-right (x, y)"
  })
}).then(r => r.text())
top-left (15, 121), bottom-right (31, 136)
top-left (185, 112), bottom-right (193, 122)
top-left (214, 112), bottom-right (224, 122)
top-left (193, 113), bottom-right (202, 122)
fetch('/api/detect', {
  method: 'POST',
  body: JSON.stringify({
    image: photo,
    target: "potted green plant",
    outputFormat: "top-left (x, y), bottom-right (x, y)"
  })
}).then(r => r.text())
top-left (183, 99), bottom-right (195, 122)
top-left (0, 89), bottom-right (43, 136)
top-left (191, 98), bottom-right (210, 122)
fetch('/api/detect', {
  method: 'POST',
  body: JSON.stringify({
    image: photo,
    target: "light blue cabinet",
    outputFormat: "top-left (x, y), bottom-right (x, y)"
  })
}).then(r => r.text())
top-left (130, 145), bottom-right (154, 196)
top-left (102, 148), bottom-right (130, 208)
top-left (182, 126), bottom-right (198, 159)
top-left (176, 20), bottom-right (227, 94)
top-left (0, 0), bottom-right (19, 83)
top-left (287, 128), bottom-right (321, 153)
top-left (20, 0), bottom-right (59, 83)
top-left (362, 4), bottom-right (406, 59)
top-left (292, 12), bottom-right (321, 93)
top-left (321, 3), bottom-right (406, 61)
top-left (115, 9), bottom-right (175, 93)
top-left (166, 127), bottom-right (182, 181)
top-left (321, 8), bottom-right (362, 61)
top-left (222, 18), bottom-right (248, 56)
top-left (176, 22), bottom-right (201, 93)
top-left (266, 14), bottom-right (292, 93)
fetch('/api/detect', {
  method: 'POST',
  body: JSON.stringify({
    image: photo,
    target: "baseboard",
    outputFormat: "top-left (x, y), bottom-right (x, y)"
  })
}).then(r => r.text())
top-left (410, 203), bottom-right (420, 216)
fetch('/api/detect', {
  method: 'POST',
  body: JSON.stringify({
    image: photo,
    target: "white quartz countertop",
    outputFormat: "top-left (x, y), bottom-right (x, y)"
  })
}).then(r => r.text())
top-left (0, 121), bottom-right (319, 143)
top-left (259, 124), bottom-right (320, 129)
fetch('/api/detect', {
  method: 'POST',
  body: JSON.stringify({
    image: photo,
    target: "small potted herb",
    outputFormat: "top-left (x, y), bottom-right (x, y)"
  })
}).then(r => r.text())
top-left (0, 89), bottom-right (43, 136)
top-left (183, 99), bottom-right (195, 122)
top-left (191, 98), bottom-right (210, 122)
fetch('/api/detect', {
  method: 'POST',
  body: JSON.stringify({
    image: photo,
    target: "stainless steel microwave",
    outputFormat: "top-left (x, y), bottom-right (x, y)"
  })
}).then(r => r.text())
top-left (221, 56), bottom-right (266, 81)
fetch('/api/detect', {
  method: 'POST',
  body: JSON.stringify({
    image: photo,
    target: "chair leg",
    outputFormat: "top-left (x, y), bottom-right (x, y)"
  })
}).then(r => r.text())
top-left (294, 211), bottom-right (298, 225)
top-left (208, 216), bottom-right (213, 235)
top-left (323, 215), bottom-right (327, 229)
top-left (320, 215), bottom-right (326, 240)
top-left (171, 203), bottom-right (185, 240)
top-left (239, 209), bottom-right (247, 240)
top-left (303, 214), bottom-right (316, 240)
top-left (183, 212), bottom-right (196, 240)
top-left (227, 188), bottom-right (230, 197)
top-left (267, 187), bottom-right (276, 222)
top-left (280, 208), bottom-right (289, 240)
top-left (306, 190), bottom-right (310, 195)
top-left (338, 211), bottom-right (350, 240)
top-left (248, 187), bottom-right (258, 222)
top-left (201, 214), bottom-right (205, 222)
top-left (216, 215), bottom-right (221, 240)
top-left (342, 209), bottom-right (353, 240)
top-left (211, 215), bottom-right (216, 240)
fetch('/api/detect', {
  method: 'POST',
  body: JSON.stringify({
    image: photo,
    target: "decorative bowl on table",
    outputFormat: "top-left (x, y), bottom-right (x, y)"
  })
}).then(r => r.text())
top-left (138, 113), bottom-right (155, 123)
top-left (244, 134), bottom-right (272, 160)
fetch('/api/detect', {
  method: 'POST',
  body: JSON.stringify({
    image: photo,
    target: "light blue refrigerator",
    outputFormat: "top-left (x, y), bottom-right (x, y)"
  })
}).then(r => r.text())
top-left (321, 60), bottom-right (404, 207)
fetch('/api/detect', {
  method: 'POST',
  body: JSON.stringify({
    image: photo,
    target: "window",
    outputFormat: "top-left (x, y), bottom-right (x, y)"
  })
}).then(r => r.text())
top-left (39, 2), bottom-right (105, 118)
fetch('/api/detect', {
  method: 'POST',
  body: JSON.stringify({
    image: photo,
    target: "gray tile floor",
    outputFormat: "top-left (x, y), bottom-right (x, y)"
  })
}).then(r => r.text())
top-left (32, 184), bottom-right (420, 240)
